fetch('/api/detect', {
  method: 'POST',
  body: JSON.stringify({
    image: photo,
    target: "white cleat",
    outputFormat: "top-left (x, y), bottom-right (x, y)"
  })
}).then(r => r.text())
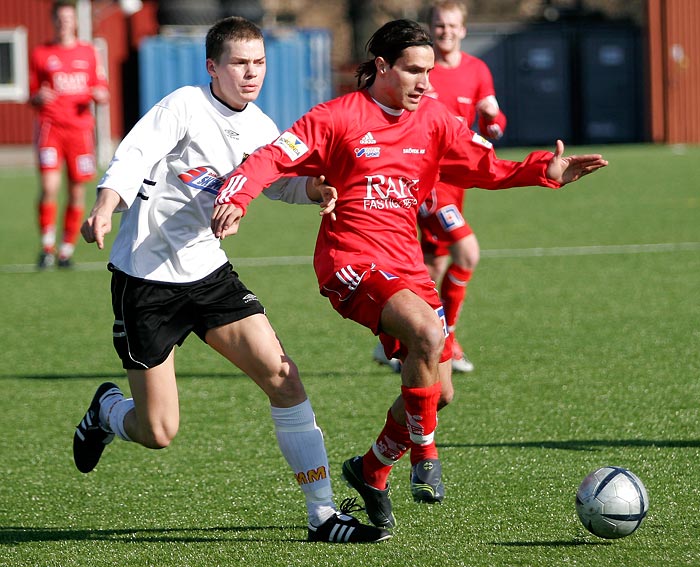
top-left (372, 343), bottom-right (402, 373)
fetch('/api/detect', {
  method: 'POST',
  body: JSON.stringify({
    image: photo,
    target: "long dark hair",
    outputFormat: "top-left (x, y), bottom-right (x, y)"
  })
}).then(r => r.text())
top-left (355, 19), bottom-right (433, 88)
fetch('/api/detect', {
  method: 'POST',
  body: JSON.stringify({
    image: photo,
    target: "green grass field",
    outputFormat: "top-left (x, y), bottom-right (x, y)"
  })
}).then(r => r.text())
top-left (1, 143), bottom-right (699, 566)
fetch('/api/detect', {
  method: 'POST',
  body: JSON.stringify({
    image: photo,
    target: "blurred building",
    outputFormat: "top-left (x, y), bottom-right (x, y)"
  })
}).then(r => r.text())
top-left (0, 0), bottom-right (698, 147)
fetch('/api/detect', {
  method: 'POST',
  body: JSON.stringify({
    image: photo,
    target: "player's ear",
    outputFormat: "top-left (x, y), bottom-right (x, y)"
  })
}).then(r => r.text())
top-left (206, 58), bottom-right (217, 79)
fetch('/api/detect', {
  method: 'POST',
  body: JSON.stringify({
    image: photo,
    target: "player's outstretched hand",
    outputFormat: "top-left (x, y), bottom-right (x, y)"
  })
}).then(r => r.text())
top-left (81, 188), bottom-right (122, 249)
top-left (211, 203), bottom-right (243, 239)
top-left (546, 140), bottom-right (608, 186)
top-left (81, 213), bottom-right (112, 250)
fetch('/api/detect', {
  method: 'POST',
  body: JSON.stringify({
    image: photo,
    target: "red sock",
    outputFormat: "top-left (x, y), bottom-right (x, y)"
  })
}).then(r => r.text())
top-left (362, 409), bottom-right (411, 489)
top-left (38, 202), bottom-right (58, 250)
top-left (62, 205), bottom-right (84, 246)
top-left (402, 382), bottom-right (441, 464)
top-left (441, 264), bottom-right (472, 329)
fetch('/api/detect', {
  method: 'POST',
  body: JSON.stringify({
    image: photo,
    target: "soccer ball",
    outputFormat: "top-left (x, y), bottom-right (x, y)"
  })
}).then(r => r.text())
top-left (575, 466), bottom-right (649, 539)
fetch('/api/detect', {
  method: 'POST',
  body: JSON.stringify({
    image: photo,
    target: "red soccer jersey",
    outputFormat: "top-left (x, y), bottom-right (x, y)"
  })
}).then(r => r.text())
top-left (218, 91), bottom-right (556, 285)
top-left (427, 52), bottom-right (495, 126)
top-left (29, 41), bottom-right (107, 129)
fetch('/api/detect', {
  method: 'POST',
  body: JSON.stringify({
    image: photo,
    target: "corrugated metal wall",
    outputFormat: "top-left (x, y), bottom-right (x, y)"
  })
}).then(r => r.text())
top-left (138, 29), bottom-right (332, 131)
top-left (648, 0), bottom-right (700, 143)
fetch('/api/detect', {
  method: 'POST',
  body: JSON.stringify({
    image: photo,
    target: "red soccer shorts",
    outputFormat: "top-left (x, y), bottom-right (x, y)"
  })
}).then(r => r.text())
top-left (36, 121), bottom-right (97, 182)
top-left (418, 182), bottom-right (473, 257)
top-left (320, 264), bottom-right (452, 363)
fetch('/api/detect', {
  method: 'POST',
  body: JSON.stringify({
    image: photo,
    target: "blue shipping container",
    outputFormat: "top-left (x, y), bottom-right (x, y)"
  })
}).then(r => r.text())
top-left (139, 29), bottom-right (332, 130)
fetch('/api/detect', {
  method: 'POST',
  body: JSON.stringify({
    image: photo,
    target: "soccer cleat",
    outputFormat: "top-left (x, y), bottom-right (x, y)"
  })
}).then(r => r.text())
top-left (307, 498), bottom-right (392, 543)
top-left (37, 251), bottom-right (55, 270)
top-left (451, 338), bottom-right (474, 373)
top-left (372, 343), bottom-right (402, 373)
top-left (410, 459), bottom-right (445, 503)
top-left (73, 382), bottom-right (122, 473)
top-left (341, 456), bottom-right (396, 528)
top-left (57, 256), bottom-right (73, 269)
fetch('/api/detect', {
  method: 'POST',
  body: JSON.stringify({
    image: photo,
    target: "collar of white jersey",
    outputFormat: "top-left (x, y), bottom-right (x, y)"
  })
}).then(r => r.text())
top-left (209, 83), bottom-right (247, 113)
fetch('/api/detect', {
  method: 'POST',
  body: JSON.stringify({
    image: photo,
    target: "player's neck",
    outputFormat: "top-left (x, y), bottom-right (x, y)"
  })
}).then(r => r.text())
top-left (57, 34), bottom-right (78, 48)
top-left (435, 50), bottom-right (462, 69)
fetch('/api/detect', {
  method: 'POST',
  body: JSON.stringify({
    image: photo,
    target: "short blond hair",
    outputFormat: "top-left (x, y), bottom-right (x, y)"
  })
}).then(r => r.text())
top-left (426, 1), bottom-right (468, 26)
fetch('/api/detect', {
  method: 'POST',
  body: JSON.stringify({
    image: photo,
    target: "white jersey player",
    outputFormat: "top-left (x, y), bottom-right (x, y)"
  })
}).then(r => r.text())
top-left (73, 16), bottom-right (390, 544)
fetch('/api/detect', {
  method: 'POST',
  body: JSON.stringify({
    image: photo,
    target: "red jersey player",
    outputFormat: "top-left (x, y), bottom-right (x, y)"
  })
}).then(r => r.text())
top-left (417, 0), bottom-right (508, 374)
top-left (210, 19), bottom-right (606, 530)
top-left (29, 0), bottom-right (109, 269)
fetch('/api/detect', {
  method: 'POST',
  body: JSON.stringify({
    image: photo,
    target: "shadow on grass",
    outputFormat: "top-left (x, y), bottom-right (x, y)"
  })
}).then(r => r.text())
top-left (0, 525), bottom-right (306, 544)
top-left (0, 370), bottom-right (377, 380)
top-left (438, 439), bottom-right (700, 450)
top-left (495, 540), bottom-right (612, 547)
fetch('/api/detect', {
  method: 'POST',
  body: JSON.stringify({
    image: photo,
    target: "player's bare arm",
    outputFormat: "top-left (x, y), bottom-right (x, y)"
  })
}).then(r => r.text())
top-left (306, 175), bottom-right (338, 220)
top-left (211, 203), bottom-right (244, 239)
top-left (81, 187), bottom-right (123, 249)
top-left (547, 140), bottom-right (609, 186)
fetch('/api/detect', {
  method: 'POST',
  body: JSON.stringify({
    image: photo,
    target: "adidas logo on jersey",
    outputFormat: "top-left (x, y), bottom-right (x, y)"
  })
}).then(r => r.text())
top-left (360, 132), bottom-right (376, 144)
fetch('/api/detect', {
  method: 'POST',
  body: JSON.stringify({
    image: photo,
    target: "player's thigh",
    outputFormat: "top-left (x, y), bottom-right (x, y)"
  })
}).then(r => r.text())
top-left (205, 314), bottom-right (305, 405)
top-left (64, 128), bottom-right (97, 183)
top-left (126, 350), bottom-right (180, 440)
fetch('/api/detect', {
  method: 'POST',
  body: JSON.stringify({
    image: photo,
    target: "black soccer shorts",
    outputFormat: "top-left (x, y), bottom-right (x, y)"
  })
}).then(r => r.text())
top-left (109, 262), bottom-right (265, 369)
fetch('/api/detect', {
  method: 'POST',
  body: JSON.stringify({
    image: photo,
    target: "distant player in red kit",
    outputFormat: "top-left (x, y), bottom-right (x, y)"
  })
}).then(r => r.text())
top-left (211, 19), bottom-right (607, 529)
top-left (29, 0), bottom-right (109, 268)
top-left (374, 1), bottom-right (507, 374)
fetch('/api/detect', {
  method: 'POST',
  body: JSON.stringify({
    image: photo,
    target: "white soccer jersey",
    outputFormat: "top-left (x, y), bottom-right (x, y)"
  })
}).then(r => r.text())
top-left (99, 84), bottom-right (310, 283)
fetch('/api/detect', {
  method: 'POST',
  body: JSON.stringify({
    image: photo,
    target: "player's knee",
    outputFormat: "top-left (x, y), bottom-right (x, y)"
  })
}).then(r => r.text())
top-left (263, 358), bottom-right (306, 405)
top-left (412, 322), bottom-right (446, 361)
top-left (140, 421), bottom-right (179, 449)
top-left (438, 384), bottom-right (454, 409)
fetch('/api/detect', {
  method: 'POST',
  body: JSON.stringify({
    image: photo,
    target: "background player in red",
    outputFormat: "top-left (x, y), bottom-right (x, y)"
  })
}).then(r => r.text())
top-left (29, 0), bottom-right (109, 269)
top-left (374, 1), bottom-right (507, 373)
top-left (209, 19), bottom-right (607, 529)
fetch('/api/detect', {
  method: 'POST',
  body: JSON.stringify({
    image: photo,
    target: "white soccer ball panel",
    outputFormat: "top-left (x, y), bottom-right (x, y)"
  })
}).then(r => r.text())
top-left (575, 466), bottom-right (649, 539)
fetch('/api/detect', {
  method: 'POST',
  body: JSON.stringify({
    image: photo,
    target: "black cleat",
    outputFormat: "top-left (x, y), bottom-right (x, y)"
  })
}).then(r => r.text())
top-left (37, 251), bottom-right (55, 270)
top-left (308, 498), bottom-right (392, 543)
top-left (341, 456), bottom-right (396, 528)
top-left (73, 382), bottom-right (122, 473)
top-left (57, 256), bottom-right (73, 269)
top-left (410, 459), bottom-right (445, 503)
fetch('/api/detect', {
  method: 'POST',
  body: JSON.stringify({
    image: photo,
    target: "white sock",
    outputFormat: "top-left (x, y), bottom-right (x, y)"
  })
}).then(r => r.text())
top-left (270, 399), bottom-right (336, 526)
top-left (58, 242), bottom-right (75, 259)
top-left (107, 398), bottom-right (135, 442)
top-left (98, 387), bottom-right (125, 431)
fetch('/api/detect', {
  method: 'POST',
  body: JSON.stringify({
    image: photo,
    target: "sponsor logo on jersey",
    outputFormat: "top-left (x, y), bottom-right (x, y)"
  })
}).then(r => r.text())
top-left (359, 132), bottom-right (376, 144)
top-left (242, 293), bottom-right (258, 303)
top-left (225, 128), bottom-right (239, 140)
top-left (437, 204), bottom-right (466, 232)
top-left (274, 131), bottom-right (309, 161)
top-left (73, 59), bottom-right (90, 70)
top-left (354, 146), bottom-right (380, 158)
top-left (402, 147), bottom-right (426, 154)
top-left (458, 96), bottom-right (472, 104)
top-left (177, 166), bottom-right (223, 195)
top-left (471, 131), bottom-right (493, 149)
top-left (53, 71), bottom-right (90, 95)
top-left (362, 175), bottom-right (420, 210)
top-left (46, 55), bottom-right (62, 71)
